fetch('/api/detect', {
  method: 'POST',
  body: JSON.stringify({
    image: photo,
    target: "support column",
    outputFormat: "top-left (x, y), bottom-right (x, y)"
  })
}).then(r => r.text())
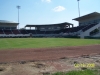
top-left (30, 27), bottom-right (31, 30)
top-left (69, 25), bottom-right (70, 28)
top-left (72, 24), bottom-right (74, 28)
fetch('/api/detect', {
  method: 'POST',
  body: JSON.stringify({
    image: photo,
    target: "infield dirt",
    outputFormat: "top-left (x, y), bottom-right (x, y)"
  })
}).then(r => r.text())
top-left (0, 45), bottom-right (100, 75)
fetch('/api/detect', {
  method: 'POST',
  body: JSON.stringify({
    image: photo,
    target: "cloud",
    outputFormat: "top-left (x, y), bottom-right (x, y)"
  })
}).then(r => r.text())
top-left (41, 0), bottom-right (51, 3)
top-left (53, 6), bottom-right (65, 12)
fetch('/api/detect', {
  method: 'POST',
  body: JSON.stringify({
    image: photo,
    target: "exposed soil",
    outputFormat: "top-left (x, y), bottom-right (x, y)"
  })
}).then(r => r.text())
top-left (0, 45), bottom-right (100, 75)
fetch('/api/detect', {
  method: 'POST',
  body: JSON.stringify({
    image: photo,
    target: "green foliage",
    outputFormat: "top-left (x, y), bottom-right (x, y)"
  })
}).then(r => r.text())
top-left (90, 28), bottom-right (99, 35)
top-left (0, 38), bottom-right (100, 50)
top-left (52, 72), bottom-right (64, 75)
top-left (52, 69), bottom-right (100, 75)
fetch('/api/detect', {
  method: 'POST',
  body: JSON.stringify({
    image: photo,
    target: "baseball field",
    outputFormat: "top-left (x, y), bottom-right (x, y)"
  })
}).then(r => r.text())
top-left (0, 38), bottom-right (100, 75)
top-left (0, 38), bottom-right (100, 49)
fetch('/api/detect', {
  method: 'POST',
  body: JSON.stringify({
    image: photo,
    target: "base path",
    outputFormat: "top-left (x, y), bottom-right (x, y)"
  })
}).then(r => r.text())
top-left (0, 45), bottom-right (100, 63)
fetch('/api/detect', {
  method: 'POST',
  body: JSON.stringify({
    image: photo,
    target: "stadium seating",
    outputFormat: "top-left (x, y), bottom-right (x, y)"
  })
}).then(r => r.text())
top-left (82, 23), bottom-right (98, 32)
top-left (53, 30), bottom-right (61, 34)
top-left (4, 29), bottom-right (12, 34)
top-left (36, 30), bottom-right (45, 34)
top-left (61, 28), bottom-right (71, 33)
top-left (45, 31), bottom-right (54, 34)
top-left (20, 30), bottom-right (28, 34)
top-left (12, 30), bottom-right (21, 34)
top-left (26, 30), bottom-right (36, 34)
top-left (0, 29), bottom-right (4, 34)
top-left (68, 26), bottom-right (85, 32)
top-left (0, 22), bottom-right (99, 38)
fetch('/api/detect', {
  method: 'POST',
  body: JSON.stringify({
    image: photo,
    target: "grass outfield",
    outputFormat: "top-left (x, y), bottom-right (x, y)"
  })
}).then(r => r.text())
top-left (0, 38), bottom-right (100, 50)
top-left (52, 69), bottom-right (100, 75)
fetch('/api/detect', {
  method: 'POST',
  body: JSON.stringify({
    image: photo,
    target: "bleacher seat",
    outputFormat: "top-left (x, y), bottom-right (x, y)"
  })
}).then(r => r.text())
top-left (82, 24), bottom-right (97, 32)
top-left (68, 26), bottom-right (85, 32)
top-left (20, 30), bottom-right (28, 34)
top-left (4, 29), bottom-right (12, 34)
top-left (12, 30), bottom-right (21, 34)
top-left (36, 30), bottom-right (45, 34)
top-left (26, 30), bottom-right (36, 34)
top-left (0, 29), bottom-right (4, 34)
top-left (45, 31), bottom-right (54, 34)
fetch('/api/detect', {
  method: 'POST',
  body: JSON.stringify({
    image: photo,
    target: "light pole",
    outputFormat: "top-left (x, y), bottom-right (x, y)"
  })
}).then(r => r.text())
top-left (77, 0), bottom-right (80, 17)
top-left (16, 5), bottom-right (20, 29)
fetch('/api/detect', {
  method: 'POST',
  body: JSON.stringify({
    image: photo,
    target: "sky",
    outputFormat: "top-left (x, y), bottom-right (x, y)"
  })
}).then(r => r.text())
top-left (0, 0), bottom-right (100, 29)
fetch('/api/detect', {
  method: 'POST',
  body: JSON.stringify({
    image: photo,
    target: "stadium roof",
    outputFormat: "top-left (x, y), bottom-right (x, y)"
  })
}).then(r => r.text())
top-left (73, 12), bottom-right (100, 21)
top-left (0, 20), bottom-right (18, 24)
top-left (25, 22), bottom-right (73, 27)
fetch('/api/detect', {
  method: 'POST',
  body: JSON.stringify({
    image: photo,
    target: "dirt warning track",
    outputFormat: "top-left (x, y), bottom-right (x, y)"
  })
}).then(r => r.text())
top-left (0, 45), bottom-right (100, 63)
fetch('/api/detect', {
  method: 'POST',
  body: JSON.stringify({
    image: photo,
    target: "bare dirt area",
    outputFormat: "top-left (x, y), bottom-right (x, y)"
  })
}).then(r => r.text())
top-left (0, 45), bottom-right (100, 75)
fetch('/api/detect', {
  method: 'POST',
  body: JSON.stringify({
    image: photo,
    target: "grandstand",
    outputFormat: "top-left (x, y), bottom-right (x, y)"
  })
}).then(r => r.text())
top-left (25, 22), bottom-right (73, 37)
top-left (0, 20), bottom-right (30, 38)
top-left (73, 12), bottom-right (100, 38)
top-left (0, 12), bottom-right (100, 38)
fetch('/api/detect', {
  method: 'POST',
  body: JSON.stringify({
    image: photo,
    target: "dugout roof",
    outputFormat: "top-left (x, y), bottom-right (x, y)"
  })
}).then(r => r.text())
top-left (73, 12), bottom-right (100, 21)
top-left (25, 22), bottom-right (73, 27)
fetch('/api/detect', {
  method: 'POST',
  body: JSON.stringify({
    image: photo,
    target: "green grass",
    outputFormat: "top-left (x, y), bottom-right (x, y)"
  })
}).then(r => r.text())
top-left (0, 38), bottom-right (100, 50)
top-left (52, 69), bottom-right (100, 75)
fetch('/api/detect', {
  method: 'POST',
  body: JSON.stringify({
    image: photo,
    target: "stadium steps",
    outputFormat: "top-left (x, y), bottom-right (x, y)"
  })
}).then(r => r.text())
top-left (80, 22), bottom-right (100, 38)
top-left (82, 23), bottom-right (98, 32)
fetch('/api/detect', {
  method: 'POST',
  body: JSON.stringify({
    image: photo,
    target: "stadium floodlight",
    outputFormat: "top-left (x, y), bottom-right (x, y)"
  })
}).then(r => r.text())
top-left (16, 5), bottom-right (21, 29)
top-left (77, 0), bottom-right (80, 17)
